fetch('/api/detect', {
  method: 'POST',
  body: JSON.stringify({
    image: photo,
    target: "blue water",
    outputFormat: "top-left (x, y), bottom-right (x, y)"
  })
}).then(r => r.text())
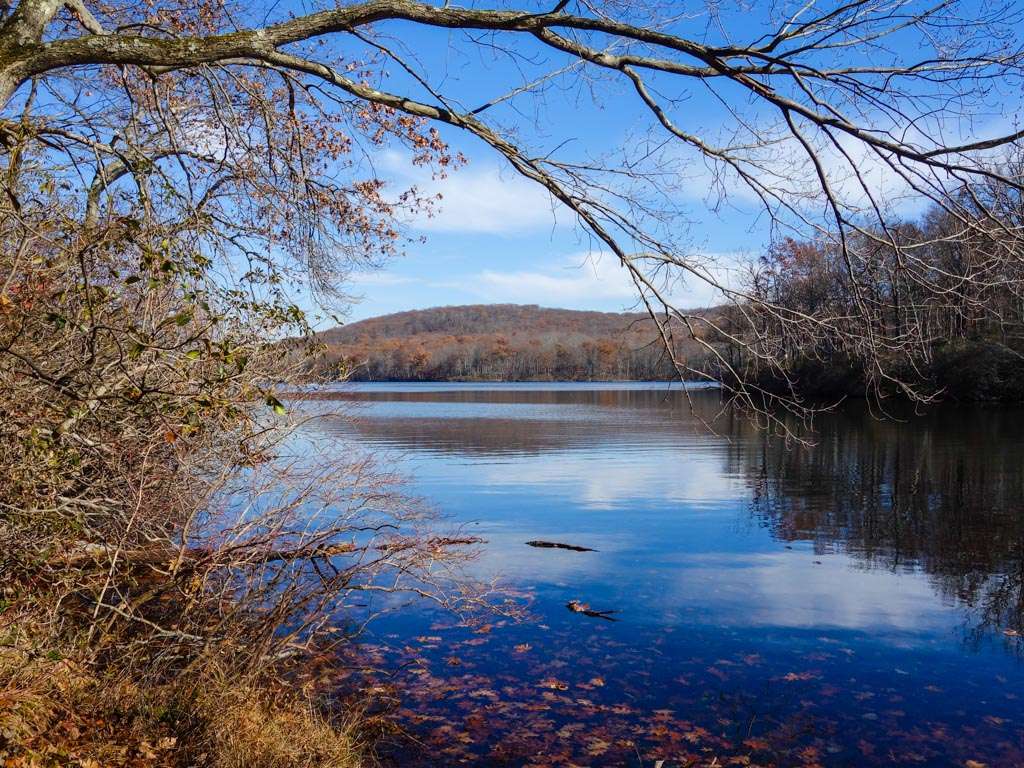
top-left (296, 383), bottom-right (1024, 766)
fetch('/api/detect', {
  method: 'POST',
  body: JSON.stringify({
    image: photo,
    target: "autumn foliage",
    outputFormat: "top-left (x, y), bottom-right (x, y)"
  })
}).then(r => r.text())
top-left (315, 304), bottom-right (718, 382)
top-left (736, 193), bottom-right (1024, 403)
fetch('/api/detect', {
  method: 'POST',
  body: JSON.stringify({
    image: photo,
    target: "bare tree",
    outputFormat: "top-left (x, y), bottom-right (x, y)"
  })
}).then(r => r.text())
top-left (3, 1), bottom-right (1024, 424)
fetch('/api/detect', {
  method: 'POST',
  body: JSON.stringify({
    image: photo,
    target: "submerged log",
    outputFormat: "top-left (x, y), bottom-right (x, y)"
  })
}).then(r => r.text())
top-left (566, 599), bottom-right (619, 621)
top-left (525, 540), bottom-right (596, 552)
top-left (55, 536), bottom-right (482, 569)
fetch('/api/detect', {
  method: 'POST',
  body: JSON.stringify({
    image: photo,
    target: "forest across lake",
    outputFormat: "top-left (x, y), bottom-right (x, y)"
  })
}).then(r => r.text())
top-left (312, 304), bottom-right (711, 382)
top-left (311, 302), bottom-right (1024, 404)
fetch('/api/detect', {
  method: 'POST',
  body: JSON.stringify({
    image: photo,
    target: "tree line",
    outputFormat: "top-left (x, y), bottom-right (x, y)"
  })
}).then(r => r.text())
top-left (724, 177), bottom-right (1024, 403)
top-left (314, 305), bottom-right (715, 381)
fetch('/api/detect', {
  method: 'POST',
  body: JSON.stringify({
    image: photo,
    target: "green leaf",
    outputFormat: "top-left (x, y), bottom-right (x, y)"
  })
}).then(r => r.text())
top-left (173, 312), bottom-right (192, 327)
top-left (185, 350), bottom-right (201, 360)
top-left (265, 395), bottom-right (286, 416)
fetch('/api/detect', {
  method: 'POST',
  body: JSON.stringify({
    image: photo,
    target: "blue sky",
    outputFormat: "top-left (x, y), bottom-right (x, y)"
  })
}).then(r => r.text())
top-left (277, 0), bottom-right (1024, 324)
top-left (302, 1), bottom-right (782, 323)
top-left (340, 147), bottom-right (757, 320)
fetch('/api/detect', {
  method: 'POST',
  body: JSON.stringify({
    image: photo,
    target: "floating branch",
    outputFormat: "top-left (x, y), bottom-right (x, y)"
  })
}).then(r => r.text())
top-left (566, 599), bottom-right (619, 622)
top-left (526, 540), bottom-right (596, 552)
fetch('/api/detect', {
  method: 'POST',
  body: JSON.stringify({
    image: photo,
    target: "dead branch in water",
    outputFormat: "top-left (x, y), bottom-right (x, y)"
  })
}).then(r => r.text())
top-left (567, 600), bottom-right (619, 622)
top-left (55, 536), bottom-right (482, 570)
top-left (526, 540), bottom-right (596, 552)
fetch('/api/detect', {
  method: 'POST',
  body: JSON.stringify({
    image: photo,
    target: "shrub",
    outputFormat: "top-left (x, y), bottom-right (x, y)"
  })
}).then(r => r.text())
top-left (931, 341), bottom-right (1024, 402)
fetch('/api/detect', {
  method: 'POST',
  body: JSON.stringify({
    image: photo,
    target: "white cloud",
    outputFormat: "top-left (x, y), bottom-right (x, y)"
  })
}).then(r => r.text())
top-left (471, 253), bottom-right (637, 303)
top-left (346, 271), bottom-right (416, 287)
top-left (379, 150), bottom-right (564, 235)
top-left (433, 250), bottom-right (744, 310)
top-left (677, 113), bottom-right (1024, 224)
top-left (664, 551), bottom-right (956, 633)
top-left (477, 447), bottom-right (744, 511)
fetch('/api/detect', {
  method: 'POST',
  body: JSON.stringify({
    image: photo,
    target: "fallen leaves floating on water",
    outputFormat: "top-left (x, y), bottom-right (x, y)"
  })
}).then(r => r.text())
top-left (683, 726), bottom-right (711, 743)
top-left (334, 611), bottom-right (1024, 768)
top-left (707, 666), bottom-right (729, 681)
top-left (538, 677), bottom-right (570, 691)
top-left (781, 671), bottom-right (819, 682)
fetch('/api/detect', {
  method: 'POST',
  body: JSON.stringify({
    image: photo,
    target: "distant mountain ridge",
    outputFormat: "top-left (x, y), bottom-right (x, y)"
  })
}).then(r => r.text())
top-left (320, 304), bottom-right (651, 343)
top-left (314, 304), bottom-right (712, 381)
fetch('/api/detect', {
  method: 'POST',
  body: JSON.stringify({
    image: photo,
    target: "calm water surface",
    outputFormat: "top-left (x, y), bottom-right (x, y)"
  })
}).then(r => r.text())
top-left (298, 383), bottom-right (1024, 767)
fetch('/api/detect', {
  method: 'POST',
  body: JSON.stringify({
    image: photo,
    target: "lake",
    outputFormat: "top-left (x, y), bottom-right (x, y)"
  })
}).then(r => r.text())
top-left (297, 383), bottom-right (1024, 767)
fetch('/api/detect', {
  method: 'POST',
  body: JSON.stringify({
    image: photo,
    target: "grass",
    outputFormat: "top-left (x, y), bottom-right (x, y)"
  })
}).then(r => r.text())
top-left (0, 632), bottom-right (364, 768)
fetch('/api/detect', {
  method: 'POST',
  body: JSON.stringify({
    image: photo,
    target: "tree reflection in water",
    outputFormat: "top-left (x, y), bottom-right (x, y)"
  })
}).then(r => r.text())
top-left (733, 404), bottom-right (1024, 648)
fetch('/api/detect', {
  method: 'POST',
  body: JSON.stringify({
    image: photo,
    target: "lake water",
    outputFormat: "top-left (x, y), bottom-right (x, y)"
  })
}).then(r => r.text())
top-left (298, 383), bottom-right (1024, 767)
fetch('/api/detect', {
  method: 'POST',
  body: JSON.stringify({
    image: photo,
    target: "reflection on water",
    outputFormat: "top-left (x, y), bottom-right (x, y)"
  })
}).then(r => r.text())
top-left (298, 384), bottom-right (1024, 767)
top-left (736, 408), bottom-right (1024, 648)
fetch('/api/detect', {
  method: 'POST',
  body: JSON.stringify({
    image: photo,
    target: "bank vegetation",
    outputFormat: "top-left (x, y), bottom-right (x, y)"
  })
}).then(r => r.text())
top-left (725, 183), bottom-right (1024, 405)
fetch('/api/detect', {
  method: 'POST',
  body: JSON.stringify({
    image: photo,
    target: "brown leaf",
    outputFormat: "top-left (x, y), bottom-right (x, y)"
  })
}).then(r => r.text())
top-left (782, 671), bottom-right (817, 682)
top-left (538, 678), bottom-right (569, 691)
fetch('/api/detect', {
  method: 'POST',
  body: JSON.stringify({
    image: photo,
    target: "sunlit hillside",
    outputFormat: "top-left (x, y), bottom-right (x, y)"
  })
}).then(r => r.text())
top-left (316, 304), bottom-right (718, 381)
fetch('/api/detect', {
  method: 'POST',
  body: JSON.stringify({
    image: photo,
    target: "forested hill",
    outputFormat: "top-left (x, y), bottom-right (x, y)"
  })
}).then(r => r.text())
top-left (314, 304), bottom-right (713, 381)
